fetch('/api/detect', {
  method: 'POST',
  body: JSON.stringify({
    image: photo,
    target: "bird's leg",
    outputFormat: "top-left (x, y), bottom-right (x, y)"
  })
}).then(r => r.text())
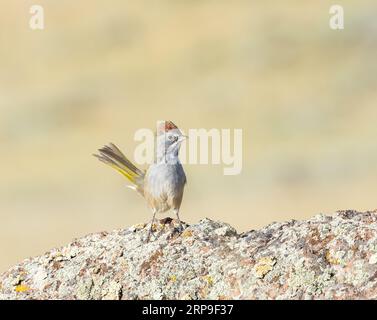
top-left (146, 209), bottom-right (157, 242)
top-left (173, 208), bottom-right (184, 232)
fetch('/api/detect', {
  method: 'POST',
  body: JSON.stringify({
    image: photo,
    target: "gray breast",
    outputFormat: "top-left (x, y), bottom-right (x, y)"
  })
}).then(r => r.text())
top-left (144, 162), bottom-right (186, 211)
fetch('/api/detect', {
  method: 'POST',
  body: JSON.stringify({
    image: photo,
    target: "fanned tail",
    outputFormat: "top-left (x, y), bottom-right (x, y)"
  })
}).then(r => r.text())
top-left (93, 143), bottom-right (144, 194)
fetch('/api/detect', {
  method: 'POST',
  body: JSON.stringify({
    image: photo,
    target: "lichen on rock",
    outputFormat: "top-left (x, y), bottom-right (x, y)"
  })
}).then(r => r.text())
top-left (1, 210), bottom-right (377, 300)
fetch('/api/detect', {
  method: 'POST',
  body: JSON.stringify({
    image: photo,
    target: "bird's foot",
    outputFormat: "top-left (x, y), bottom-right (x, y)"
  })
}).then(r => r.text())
top-left (144, 231), bottom-right (157, 243)
top-left (144, 222), bottom-right (158, 243)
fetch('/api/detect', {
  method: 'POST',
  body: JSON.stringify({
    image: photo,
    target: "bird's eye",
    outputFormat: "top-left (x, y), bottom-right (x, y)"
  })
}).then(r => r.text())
top-left (168, 135), bottom-right (176, 141)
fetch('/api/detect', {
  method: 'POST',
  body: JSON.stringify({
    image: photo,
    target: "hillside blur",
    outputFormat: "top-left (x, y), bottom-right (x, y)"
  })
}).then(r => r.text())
top-left (1, 1), bottom-right (377, 272)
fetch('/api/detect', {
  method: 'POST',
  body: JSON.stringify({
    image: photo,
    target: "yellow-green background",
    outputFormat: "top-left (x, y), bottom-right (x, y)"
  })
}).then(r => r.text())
top-left (1, 1), bottom-right (376, 272)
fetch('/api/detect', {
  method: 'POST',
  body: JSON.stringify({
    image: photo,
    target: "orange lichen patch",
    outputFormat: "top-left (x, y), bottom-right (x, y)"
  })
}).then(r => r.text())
top-left (254, 256), bottom-right (276, 278)
top-left (133, 223), bottom-right (146, 230)
top-left (203, 275), bottom-right (214, 286)
top-left (15, 284), bottom-right (30, 293)
top-left (182, 229), bottom-right (193, 238)
top-left (325, 250), bottom-right (340, 265)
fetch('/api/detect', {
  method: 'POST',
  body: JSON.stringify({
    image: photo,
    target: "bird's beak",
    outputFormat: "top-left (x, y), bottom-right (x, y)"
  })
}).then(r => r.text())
top-left (178, 135), bottom-right (188, 142)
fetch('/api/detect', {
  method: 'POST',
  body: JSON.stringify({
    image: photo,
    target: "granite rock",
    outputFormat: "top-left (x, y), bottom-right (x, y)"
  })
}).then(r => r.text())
top-left (1, 210), bottom-right (377, 300)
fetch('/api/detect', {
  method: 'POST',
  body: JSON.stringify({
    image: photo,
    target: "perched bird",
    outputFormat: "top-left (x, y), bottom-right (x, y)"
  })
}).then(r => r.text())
top-left (94, 121), bottom-right (187, 241)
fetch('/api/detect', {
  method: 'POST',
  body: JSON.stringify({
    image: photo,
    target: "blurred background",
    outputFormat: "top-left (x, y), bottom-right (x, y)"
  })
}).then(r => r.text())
top-left (1, 0), bottom-right (377, 272)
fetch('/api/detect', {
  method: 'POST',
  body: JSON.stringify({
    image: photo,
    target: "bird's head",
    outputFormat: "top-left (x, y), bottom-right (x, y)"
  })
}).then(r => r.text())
top-left (156, 121), bottom-right (187, 163)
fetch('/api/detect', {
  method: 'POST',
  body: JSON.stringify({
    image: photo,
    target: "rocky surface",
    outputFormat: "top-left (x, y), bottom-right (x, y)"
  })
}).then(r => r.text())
top-left (1, 210), bottom-right (377, 300)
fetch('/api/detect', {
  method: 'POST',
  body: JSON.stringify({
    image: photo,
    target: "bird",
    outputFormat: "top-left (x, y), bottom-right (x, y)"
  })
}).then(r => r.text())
top-left (93, 121), bottom-right (187, 241)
